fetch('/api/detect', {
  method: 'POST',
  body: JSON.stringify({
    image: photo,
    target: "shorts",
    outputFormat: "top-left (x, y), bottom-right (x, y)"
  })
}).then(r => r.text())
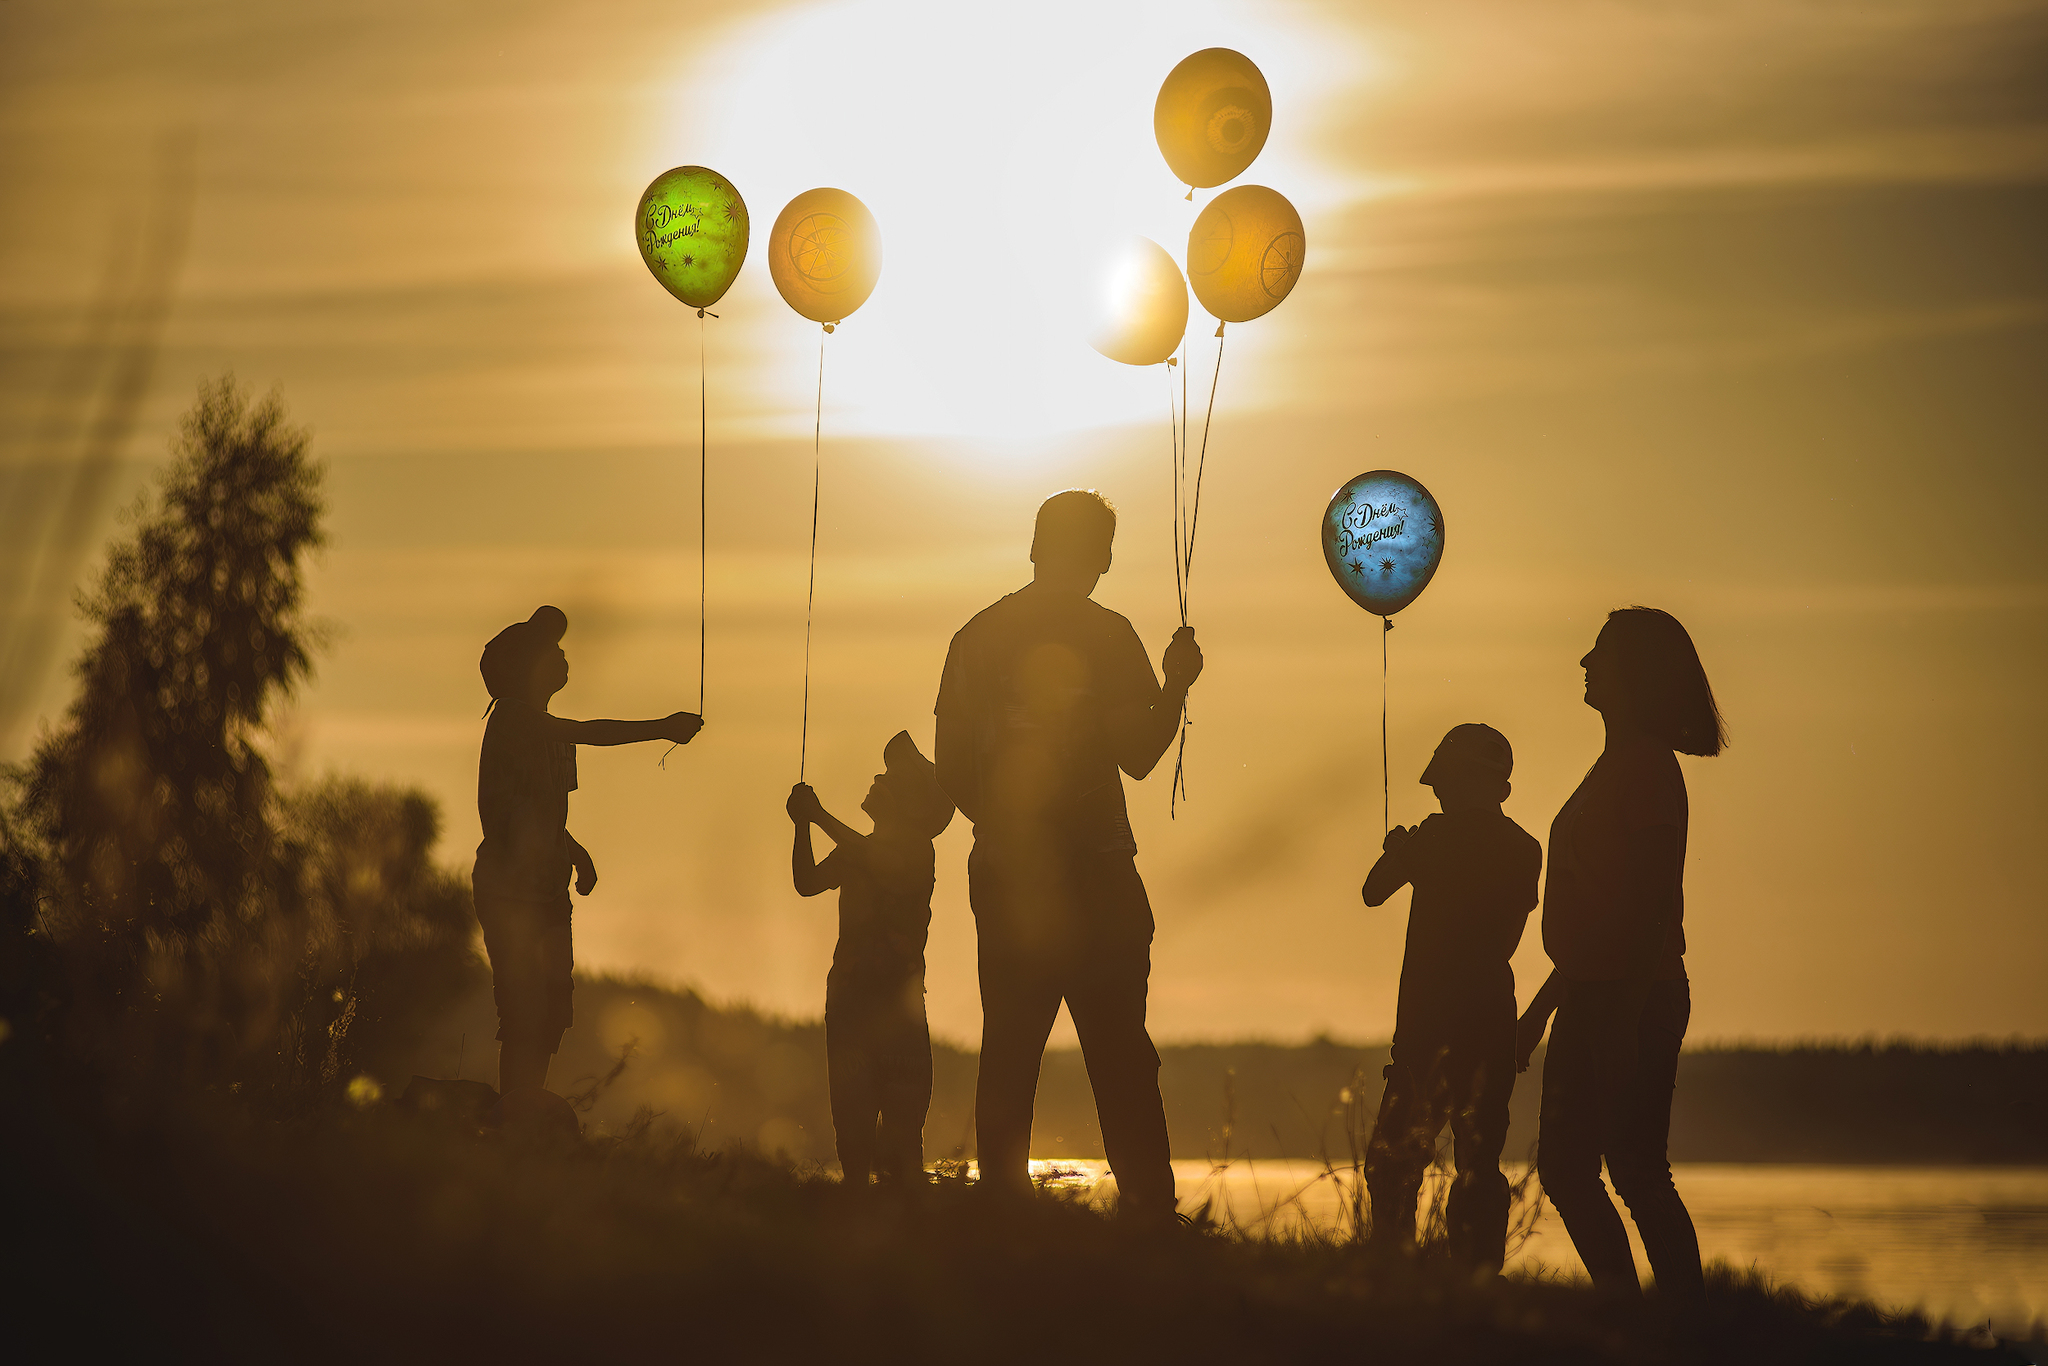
top-left (473, 886), bottom-right (574, 1054)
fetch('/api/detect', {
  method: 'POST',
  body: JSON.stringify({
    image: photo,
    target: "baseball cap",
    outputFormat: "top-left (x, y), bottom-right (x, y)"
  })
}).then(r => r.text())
top-left (1419, 722), bottom-right (1513, 785)
top-left (480, 605), bottom-right (568, 700)
top-left (882, 730), bottom-right (956, 839)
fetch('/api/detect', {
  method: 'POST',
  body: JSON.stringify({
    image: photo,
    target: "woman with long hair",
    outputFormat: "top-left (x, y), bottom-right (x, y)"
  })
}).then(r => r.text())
top-left (1517, 607), bottom-right (1726, 1296)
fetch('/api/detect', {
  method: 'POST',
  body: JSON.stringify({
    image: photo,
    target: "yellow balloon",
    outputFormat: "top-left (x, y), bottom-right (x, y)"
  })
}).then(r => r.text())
top-left (1186, 185), bottom-right (1305, 325)
top-left (1087, 236), bottom-right (1188, 367)
top-left (767, 188), bottom-right (882, 327)
top-left (1154, 48), bottom-right (1272, 190)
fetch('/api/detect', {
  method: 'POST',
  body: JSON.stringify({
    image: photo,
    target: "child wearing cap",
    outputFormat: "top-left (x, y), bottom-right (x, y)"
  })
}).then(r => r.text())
top-left (788, 731), bottom-right (956, 1188)
top-left (474, 605), bottom-right (702, 1102)
top-left (1360, 722), bottom-right (1543, 1271)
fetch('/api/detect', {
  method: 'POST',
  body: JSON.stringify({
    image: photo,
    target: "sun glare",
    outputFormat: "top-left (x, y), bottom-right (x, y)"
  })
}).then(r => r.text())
top-left (663, 0), bottom-right (1368, 448)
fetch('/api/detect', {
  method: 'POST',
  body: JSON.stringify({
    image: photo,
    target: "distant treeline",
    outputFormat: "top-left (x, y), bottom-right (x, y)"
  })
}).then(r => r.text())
top-left (395, 973), bottom-right (2048, 1168)
top-left (1142, 1037), bottom-right (2048, 1167)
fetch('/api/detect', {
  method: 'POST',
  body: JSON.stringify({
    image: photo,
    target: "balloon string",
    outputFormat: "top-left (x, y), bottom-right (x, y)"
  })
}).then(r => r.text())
top-left (1171, 360), bottom-right (1187, 622)
top-left (1171, 331), bottom-right (1223, 818)
top-left (661, 312), bottom-right (711, 772)
top-left (1171, 335), bottom-right (1212, 819)
top-left (1171, 702), bottom-right (1191, 816)
top-left (1178, 341), bottom-right (1191, 623)
top-left (1168, 345), bottom-right (1187, 818)
top-left (1183, 327), bottom-right (1225, 605)
top-left (799, 332), bottom-right (825, 782)
top-left (1382, 615), bottom-right (1392, 837)
top-left (699, 309), bottom-right (708, 716)
top-left (1168, 355), bottom-right (1185, 625)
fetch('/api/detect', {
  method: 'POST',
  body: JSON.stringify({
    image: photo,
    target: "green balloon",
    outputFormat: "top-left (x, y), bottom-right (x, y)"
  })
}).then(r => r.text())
top-left (636, 166), bottom-right (749, 311)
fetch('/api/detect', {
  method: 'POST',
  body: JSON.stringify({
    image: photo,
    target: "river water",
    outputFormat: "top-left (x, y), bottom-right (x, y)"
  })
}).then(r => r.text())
top-left (1025, 1158), bottom-right (2048, 1341)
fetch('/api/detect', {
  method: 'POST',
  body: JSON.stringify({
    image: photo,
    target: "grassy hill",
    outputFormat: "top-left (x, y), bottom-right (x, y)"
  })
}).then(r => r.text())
top-left (8, 1072), bottom-right (2029, 1365)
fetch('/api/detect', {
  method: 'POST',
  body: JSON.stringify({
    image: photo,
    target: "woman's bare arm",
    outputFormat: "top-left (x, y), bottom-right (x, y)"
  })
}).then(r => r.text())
top-left (1516, 970), bottom-right (1567, 1072)
top-left (1622, 824), bottom-right (1685, 980)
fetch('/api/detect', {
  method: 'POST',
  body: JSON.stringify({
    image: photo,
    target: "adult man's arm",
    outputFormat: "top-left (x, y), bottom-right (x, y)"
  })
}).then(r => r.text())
top-left (933, 631), bottom-right (982, 824)
top-left (935, 708), bottom-right (982, 825)
top-left (1113, 626), bottom-right (1203, 780)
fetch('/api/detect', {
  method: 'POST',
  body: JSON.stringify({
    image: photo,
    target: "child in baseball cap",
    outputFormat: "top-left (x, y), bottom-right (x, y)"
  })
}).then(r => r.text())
top-left (787, 730), bottom-right (955, 1189)
top-left (1358, 722), bottom-right (1543, 1272)
top-left (472, 605), bottom-right (703, 1107)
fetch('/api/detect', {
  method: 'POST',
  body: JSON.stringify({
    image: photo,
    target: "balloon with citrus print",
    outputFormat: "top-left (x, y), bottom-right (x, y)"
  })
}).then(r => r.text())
top-left (635, 166), bottom-right (749, 311)
top-left (768, 188), bottom-right (883, 328)
top-left (1322, 470), bottom-right (1446, 617)
top-left (1186, 185), bottom-right (1304, 325)
top-left (1155, 48), bottom-right (1273, 191)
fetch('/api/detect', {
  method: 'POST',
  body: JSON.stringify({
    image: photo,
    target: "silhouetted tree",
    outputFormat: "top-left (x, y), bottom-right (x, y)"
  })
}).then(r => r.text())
top-left (277, 777), bottom-right (481, 1086)
top-left (0, 801), bottom-right (55, 1078)
top-left (13, 376), bottom-right (323, 1080)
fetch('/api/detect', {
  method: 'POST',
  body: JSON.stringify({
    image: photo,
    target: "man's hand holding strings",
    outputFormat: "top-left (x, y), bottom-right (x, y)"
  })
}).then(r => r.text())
top-left (1163, 626), bottom-right (1204, 696)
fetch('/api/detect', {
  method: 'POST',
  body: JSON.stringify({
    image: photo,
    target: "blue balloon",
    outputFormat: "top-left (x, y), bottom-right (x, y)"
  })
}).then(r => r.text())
top-left (1322, 470), bottom-right (1445, 617)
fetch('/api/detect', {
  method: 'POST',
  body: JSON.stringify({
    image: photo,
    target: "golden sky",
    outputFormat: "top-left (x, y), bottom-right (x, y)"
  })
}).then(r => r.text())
top-left (4, 0), bottom-right (2045, 1044)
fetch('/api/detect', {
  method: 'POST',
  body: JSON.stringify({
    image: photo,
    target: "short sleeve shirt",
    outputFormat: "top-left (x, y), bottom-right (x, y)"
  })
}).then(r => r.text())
top-left (934, 586), bottom-right (1159, 854)
top-left (815, 836), bottom-right (936, 984)
top-left (474, 701), bottom-right (577, 903)
top-left (1381, 811), bottom-right (1542, 1045)
top-left (1542, 739), bottom-right (1689, 982)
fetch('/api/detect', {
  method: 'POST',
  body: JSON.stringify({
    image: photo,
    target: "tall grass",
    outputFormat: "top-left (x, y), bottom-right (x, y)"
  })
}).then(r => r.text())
top-left (1177, 1062), bottom-right (1547, 1261)
top-left (8, 1068), bottom-right (2023, 1366)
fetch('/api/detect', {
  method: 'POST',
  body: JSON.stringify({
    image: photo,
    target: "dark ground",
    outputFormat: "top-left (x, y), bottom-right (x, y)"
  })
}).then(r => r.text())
top-left (4, 1062), bottom-right (2037, 1366)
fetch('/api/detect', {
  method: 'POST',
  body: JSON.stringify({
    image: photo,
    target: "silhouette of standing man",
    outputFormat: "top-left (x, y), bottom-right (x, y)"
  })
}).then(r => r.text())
top-left (935, 490), bottom-right (1201, 1223)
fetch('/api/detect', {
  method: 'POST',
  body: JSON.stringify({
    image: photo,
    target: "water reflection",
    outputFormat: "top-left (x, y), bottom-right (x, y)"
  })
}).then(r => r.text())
top-left (1008, 1158), bottom-right (2048, 1339)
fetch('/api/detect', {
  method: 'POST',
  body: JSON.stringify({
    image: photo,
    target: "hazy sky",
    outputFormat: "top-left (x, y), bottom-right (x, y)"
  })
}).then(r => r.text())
top-left (4, 0), bottom-right (2045, 1045)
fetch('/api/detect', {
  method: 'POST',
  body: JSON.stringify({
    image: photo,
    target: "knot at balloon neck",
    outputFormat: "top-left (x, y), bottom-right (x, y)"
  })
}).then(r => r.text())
top-left (697, 308), bottom-right (720, 319)
top-left (1383, 615), bottom-right (1395, 632)
top-left (1213, 321), bottom-right (1226, 338)
top-left (1165, 356), bottom-right (1178, 368)
top-left (823, 322), bottom-right (836, 334)
top-left (1184, 187), bottom-right (1194, 203)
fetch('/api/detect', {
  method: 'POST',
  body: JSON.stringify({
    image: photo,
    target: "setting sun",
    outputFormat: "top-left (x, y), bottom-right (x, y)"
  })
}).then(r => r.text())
top-left (657, 0), bottom-right (1364, 443)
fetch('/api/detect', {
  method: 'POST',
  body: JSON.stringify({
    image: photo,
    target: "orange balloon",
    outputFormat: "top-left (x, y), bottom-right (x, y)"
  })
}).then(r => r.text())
top-left (1186, 185), bottom-right (1304, 325)
top-left (767, 188), bottom-right (882, 327)
top-left (1154, 49), bottom-right (1272, 190)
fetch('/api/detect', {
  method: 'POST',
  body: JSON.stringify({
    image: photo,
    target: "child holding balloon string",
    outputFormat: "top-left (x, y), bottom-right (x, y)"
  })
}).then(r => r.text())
top-left (473, 605), bottom-right (704, 1111)
top-left (788, 732), bottom-right (956, 1189)
top-left (1359, 723), bottom-right (1542, 1271)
